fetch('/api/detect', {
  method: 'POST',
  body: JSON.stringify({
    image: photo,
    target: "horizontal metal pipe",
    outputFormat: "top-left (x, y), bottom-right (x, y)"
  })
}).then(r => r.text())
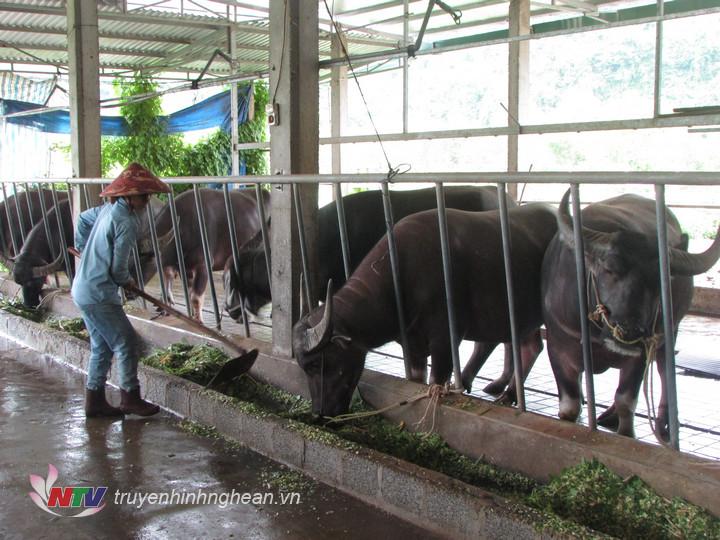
top-left (10, 171), bottom-right (720, 186)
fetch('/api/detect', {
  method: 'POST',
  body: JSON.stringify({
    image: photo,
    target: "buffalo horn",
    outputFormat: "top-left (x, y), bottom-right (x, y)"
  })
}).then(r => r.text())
top-left (0, 251), bottom-right (15, 272)
top-left (157, 227), bottom-right (176, 250)
top-left (302, 280), bottom-right (334, 354)
top-left (557, 188), bottom-right (614, 258)
top-left (31, 252), bottom-right (64, 278)
top-left (670, 224), bottom-right (720, 276)
top-left (138, 227), bottom-right (175, 255)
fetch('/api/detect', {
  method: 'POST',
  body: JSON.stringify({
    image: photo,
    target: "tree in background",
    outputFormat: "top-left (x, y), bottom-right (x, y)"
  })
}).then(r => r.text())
top-left (102, 75), bottom-right (269, 193)
top-left (101, 74), bottom-right (185, 179)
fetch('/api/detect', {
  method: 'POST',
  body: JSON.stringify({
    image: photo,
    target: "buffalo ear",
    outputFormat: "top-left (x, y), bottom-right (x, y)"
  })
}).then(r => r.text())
top-left (331, 334), bottom-right (352, 349)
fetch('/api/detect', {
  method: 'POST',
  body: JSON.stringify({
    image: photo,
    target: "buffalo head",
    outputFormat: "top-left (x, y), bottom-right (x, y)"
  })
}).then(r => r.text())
top-left (223, 249), bottom-right (271, 320)
top-left (292, 281), bottom-right (363, 419)
top-left (12, 252), bottom-right (64, 308)
top-left (557, 189), bottom-right (720, 345)
top-left (135, 226), bottom-right (176, 283)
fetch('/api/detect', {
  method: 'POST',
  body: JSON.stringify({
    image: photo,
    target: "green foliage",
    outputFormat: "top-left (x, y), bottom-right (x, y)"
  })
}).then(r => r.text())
top-left (182, 129), bottom-right (232, 177)
top-left (528, 459), bottom-right (720, 539)
top-left (100, 76), bottom-right (268, 190)
top-left (101, 74), bottom-right (185, 177)
top-left (238, 80), bottom-right (269, 176)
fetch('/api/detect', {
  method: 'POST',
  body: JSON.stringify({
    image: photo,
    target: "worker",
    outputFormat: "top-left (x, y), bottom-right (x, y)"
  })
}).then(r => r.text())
top-left (72, 162), bottom-right (171, 418)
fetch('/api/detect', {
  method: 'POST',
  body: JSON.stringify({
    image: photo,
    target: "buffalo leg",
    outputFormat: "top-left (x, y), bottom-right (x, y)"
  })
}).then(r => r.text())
top-left (460, 341), bottom-right (500, 392)
top-left (162, 267), bottom-right (176, 305)
top-left (651, 345), bottom-right (670, 443)
top-left (496, 330), bottom-right (544, 405)
top-left (190, 266), bottom-right (208, 321)
top-left (597, 404), bottom-right (619, 431)
top-left (614, 357), bottom-right (646, 438)
top-left (429, 338), bottom-right (453, 386)
top-left (404, 338), bottom-right (429, 383)
top-left (546, 332), bottom-right (583, 422)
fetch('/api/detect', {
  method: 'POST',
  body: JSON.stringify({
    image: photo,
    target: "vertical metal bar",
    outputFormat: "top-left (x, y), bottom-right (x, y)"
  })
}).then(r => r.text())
top-left (435, 182), bottom-right (462, 389)
top-left (50, 183), bottom-right (73, 285)
top-left (145, 202), bottom-right (168, 305)
top-left (654, 184), bottom-right (680, 449)
top-left (402, 0), bottom-right (410, 133)
top-left (11, 183), bottom-right (26, 244)
top-left (36, 183), bottom-right (60, 288)
top-left (255, 183), bottom-right (272, 288)
top-left (192, 184), bottom-right (221, 328)
top-left (168, 190), bottom-right (192, 317)
top-left (569, 184), bottom-right (597, 430)
top-left (131, 244), bottom-right (148, 310)
top-left (380, 181), bottom-right (412, 379)
top-left (1, 182), bottom-right (20, 255)
top-left (653, 0), bottom-right (665, 117)
top-left (497, 182), bottom-right (525, 411)
top-left (333, 183), bottom-right (352, 280)
top-left (291, 183), bottom-right (312, 308)
top-left (82, 183), bottom-right (91, 210)
top-left (24, 183), bottom-right (35, 227)
top-left (223, 184), bottom-right (251, 337)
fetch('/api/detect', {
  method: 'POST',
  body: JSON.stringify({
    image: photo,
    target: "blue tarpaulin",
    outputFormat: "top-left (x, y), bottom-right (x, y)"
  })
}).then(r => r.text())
top-left (0, 85), bottom-right (252, 136)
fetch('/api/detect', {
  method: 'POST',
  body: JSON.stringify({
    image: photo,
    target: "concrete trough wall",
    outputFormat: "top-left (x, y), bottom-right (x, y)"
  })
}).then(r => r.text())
top-left (2, 284), bottom-right (720, 521)
top-left (0, 307), bottom-right (559, 540)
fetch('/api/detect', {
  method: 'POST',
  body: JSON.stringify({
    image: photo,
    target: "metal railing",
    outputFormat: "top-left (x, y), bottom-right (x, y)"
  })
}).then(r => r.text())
top-left (2, 171), bottom-right (720, 452)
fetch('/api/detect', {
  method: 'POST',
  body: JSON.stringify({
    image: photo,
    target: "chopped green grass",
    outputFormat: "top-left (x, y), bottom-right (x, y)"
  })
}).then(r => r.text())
top-left (138, 342), bottom-right (720, 538)
top-left (46, 317), bottom-right (89, 341)
top-left (529, 459), bottom-right (720, 539)
top-left (142, 343), bottom-right (228, 385)
top-left (0, 296), bottom-right (44, 322)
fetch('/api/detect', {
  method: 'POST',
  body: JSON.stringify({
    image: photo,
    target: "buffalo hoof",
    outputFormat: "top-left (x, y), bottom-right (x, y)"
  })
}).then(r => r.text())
top-left (654, 423), bottom-right (670, 443)
top-left (494, 390), bottom-right (516, 407)
top-left (597, 406), bottom-right (619, 432)
top-left (483, 379), bottom-right (507, 396)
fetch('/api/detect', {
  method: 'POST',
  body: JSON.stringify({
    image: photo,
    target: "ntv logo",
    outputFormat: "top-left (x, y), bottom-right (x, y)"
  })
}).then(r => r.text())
top-left (29, 464), bottom-right (106, 517)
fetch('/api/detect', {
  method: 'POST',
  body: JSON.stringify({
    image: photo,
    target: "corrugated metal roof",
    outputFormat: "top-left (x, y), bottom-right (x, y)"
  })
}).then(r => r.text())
top-left (0, 0), bottom-right (712, 81)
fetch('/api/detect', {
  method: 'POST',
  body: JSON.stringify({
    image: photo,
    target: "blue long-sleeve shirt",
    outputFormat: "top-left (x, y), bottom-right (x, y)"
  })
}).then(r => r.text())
top-left (71, 198), bottom-right (139, 306)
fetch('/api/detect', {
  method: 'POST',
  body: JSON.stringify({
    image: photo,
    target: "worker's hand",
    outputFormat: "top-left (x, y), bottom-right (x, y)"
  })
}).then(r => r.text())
top-left (123, 279), bottom-right (139, 300)
top-left (68, 247), bottom-right (81, 259)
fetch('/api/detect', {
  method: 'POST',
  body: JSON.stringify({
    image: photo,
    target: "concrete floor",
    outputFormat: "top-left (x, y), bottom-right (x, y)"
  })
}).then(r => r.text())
top-left (0, 338), bottom-right (441, 540)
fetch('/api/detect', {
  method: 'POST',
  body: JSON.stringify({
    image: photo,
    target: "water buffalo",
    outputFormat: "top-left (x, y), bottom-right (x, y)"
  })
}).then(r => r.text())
top-left (5, 199), bottom-right (74, 308)
top-left (293, 203), bottom-right (558, 418)
top-left (541, 190), bottom-right (720, 440)
top-left (0, 188), bottom-right (68, 258)
top-left (140, 188), bottom-right (270, 320)
top-left (7, 197), bottom-right (164, 308)
top-left (224, 185), bottom-right (513, 316)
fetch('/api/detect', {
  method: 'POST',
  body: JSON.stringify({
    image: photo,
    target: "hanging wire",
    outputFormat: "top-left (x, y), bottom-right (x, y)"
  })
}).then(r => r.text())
top-left (322, 0), bottom-right (396, 176)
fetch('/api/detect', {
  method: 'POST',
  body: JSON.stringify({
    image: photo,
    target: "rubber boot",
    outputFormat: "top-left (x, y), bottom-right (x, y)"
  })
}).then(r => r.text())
top-left (85, 388), bottom-right (124, 418)
top-left (120, 387), bottom-right (160, 416)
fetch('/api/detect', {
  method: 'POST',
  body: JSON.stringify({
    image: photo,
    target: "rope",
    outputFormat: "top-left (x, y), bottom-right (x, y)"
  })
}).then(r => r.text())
top-left (322, 0), bottom-right (395, 174)
top-left (324, 383), bottom-right (462, 426)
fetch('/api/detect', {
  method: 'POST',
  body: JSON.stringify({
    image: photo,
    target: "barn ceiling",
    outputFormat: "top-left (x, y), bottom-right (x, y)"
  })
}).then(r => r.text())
top-left (0, 0), bottom-right (718, 82)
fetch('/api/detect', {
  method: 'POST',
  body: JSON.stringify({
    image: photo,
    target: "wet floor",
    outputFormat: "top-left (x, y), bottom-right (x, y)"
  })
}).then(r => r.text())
top-left (0, 338), bottom-right (442, 540)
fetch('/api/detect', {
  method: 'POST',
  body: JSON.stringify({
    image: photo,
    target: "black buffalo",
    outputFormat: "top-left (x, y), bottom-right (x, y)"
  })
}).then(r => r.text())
top-left (293, 203), bottom-right (558, 418)
top-left (0, 188), bottom-right (68, 258)
top-left (7, 197), bottom-right (164, 308)
top-left (541, 190), bottom-right (720, 440)
top-left (6, 199), bottom-right (74, 308)
top-left (224, 186), bottom-right (512, 317)
top-left (140, 188), bottom-right (270, 320)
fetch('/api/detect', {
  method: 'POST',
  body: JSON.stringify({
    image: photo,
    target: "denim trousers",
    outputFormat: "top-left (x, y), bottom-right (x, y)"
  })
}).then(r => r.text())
top-left (79, 303), bottom-right (139, 392)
